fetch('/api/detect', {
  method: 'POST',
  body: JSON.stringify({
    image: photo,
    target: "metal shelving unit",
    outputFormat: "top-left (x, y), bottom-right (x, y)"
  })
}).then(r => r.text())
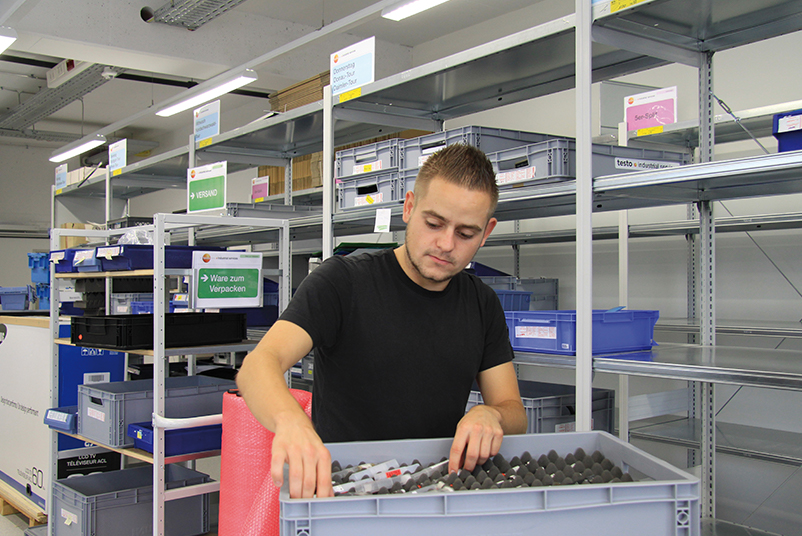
top-left (48, 214), bottom-right (291, 536)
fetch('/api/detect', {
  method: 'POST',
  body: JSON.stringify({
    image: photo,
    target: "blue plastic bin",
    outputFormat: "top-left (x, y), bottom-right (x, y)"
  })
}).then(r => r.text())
top-left (45, 406), bottom-right (79, 434)
top-left (36, 283), bottom-right (50, 310)
top-left (773, 109), bottom-right (802, 152)
top-left (0, 285), bottom-right (32, 310)
top-left (506, 309), bottom-right (659, 355)
top-left (51, 249), bottom-right (84, 273)
top-left (94, 244), bottom-right (226, 271)
top-left (28, 252), bottom-right (50, 283)
top-left (130, 301), bottom-right (179, 314)
top-left (73, 249), bottom-right (102, 272)
top-left (127, 422), bottom-right (223, 456)
top-left (495, 289), bottom-right (532, 311)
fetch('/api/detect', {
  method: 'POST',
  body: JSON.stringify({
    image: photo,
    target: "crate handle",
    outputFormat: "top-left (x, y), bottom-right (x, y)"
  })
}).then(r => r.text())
top-left (354, 148), bottom-right (379, 162)
top-left (357, 184), bottom-right (379, 196)
top-left (517, 318), bottom-right (554, 324)
top-left (89, 396), bottom-right (103, 406)
top-left (421, 140), bottom-right (446, 152)
top-left (497, 156), bottom-right (531, 172)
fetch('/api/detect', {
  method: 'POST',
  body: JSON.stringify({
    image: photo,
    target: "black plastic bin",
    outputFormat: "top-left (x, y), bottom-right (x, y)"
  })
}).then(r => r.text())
top-left (71, 312), bottom-right (247, 350)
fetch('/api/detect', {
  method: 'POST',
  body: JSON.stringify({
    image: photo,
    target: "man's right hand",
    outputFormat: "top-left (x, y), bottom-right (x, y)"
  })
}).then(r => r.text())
top-left (270, 415), bottom-right (334, 499)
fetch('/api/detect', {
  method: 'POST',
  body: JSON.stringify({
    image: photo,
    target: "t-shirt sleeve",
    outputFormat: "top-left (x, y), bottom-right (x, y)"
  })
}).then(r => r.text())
top-left (479, 289), bottom-right (515, 372)
top-left (278, 256), bottom-right (351, 349)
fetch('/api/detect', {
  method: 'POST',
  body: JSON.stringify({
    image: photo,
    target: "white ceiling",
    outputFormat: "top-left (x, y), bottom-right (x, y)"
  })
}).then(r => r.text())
top-left (0, 0), bottom-right (556, 160)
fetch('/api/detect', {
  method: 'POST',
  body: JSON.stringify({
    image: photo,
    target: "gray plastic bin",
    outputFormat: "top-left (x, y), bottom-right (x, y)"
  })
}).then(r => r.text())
top-left (487, 138), bottom-right (691, 190)
top-left (77, 376), bottom-right (234, 447)
top-left (401, 126), bottom-right (557, 171)
top-left (280, 432), bottom-right (700, 536)
top-left (52, 465), bottom-right (210, 536)
top-left (479, 276), bottom-right (558, 310)
top-left (466, 380), bottom-right (614, 434)
top-left (337, 169), bottom-right (405, 210)
top-left (336, 138), bottom-right (401, 178)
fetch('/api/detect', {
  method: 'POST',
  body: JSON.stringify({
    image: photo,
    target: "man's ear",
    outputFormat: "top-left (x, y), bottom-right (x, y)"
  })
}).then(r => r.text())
top-left (402, 190), bottom-right (415, 223)
top-left (479, 217), bottom-right (497, 247)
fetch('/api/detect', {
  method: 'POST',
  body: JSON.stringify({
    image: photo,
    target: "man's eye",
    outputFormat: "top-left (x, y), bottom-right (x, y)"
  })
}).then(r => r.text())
top-left (426, 221), bottom-right (441, 229)
top-left (458, 232), bottom-right (475, 240)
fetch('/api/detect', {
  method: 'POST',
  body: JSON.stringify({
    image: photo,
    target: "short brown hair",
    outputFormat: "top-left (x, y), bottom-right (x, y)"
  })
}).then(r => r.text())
top-left (414, 144), bottom-right (498, 214)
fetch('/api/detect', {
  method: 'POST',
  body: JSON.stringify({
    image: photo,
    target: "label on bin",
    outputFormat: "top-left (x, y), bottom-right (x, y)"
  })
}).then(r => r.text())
top-left (355, 193), bottom-right (383, 206)
top-left (46, 410), bottom-right (68, 423)
top-left (614, 157), bottom-right (679, 171)
top-left (97, 246), bottom-right (121, 259)
top-left (353, 160), bottom-right (383, 175)
top-left (73, 250), bottom-right (94, 264)
top-left (87, 407), bottom-right (105, 422)
top-left (515, 326), bottom-right (556, 339)
top-left (50, 251), bottom-right (65, 262)
top-left (61, 508), bottom-right (77, 526)
top-left (778, 114), bottom-right (802, 134)
top-left (496, 166), bottom-right (537, 186)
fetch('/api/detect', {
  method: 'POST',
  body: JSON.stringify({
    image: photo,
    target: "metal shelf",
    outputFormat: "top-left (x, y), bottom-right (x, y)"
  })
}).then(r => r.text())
top-left (54, 338), bottom-right (260, 357)
top-left (657, 318), bottom-right (802, 338)
top-left (57, 431), bottom-right (221, 465)
top-left (630, 417), bottom-right (802, 466)
top-left (513, 343), bottom-right (802, 390)
top-left (702, 518), bottom-right (783, 536)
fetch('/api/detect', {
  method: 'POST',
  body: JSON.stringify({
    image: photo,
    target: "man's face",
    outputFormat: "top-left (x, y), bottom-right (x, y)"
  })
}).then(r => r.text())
top-left (399, 177), bottom-right (497, 291)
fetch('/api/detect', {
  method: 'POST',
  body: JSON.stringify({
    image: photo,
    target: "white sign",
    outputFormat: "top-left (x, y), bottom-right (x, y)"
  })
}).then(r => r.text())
top-left (374, 208), bottom-right (391, 233)
top-left (55, 164), bottom-right (68, 190)
top-left (624, 86), bottom-right (677, 132)
top-left (194, 100), bottom-right (220, 144)
top-left (330, 36), bottom-right (375, 99)
top-left (193, 251), bottom-right (263, 309)
top-left (108, 139), bottom-right (127, 176)
top-left (187, 161), bottom-right (227, 213)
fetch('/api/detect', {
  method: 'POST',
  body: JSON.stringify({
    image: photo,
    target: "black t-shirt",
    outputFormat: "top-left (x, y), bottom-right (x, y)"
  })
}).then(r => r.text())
top-left (279, 248), bottom-right (513, 443)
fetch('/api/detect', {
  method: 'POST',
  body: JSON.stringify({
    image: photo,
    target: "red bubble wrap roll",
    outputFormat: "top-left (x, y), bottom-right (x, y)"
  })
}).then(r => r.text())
top-left (219, 389), bottom-right (312, 536)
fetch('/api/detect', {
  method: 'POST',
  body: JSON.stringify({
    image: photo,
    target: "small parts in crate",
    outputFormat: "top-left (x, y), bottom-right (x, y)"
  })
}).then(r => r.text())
top-left (330, 448), bottom-right (634, 496)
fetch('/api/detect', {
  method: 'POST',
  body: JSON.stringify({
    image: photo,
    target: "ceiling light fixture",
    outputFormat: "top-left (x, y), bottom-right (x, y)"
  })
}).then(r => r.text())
top-left (381, 0), bottom-right (452, 21)
top-left (156, 68), bottom-right (258, 117)
top-left (49, 134), bottom-right (107, 163)
top-left (0, 26), bottom-right (18, 54)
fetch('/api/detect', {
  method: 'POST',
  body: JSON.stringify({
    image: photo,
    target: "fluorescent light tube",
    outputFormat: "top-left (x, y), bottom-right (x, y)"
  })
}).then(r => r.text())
top-left (0, 27), bottom-right (17, 54)
top-left (381, 0), bottom-right (452, 21)
top-left (49, 134), bottom-right (107, 163)
top-left (156, 69), bottom-right (258, 117)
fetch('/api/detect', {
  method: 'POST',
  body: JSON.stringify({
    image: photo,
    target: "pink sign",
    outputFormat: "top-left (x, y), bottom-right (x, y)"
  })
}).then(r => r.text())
top-left (624, 86), bottom-right (677, 131)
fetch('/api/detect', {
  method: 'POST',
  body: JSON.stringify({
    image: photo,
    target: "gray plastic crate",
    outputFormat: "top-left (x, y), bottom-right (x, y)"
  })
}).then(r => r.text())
top-left (337, 169), bottom-right (404, 210)
top-left (281, 432), bottom-right (699, 536)
top-left (77, 376), bottom-right (234, 447)
top-left (466, 380), bottom-right (614, 434)
top-left (110, 292), bottom-right (153, 315)
top-left (401, 126), bottom-right (556, 171)
top-left (24, 526), bottom-right (48, 536)
top-left (52, 465), bottom-right (210, 536)
top-left (336, 138), bottom-right (401, 178)
top-left (487, 138), bottom-right (691, 190)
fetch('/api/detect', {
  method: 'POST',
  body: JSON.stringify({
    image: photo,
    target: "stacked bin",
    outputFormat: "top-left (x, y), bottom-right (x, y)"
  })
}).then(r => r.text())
top-left (336, 127), bottom-right (560, 210)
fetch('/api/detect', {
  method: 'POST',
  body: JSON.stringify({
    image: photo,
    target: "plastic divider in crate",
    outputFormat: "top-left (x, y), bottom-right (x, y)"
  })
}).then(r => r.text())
top-left (506, 308), bottom-right (659, 355)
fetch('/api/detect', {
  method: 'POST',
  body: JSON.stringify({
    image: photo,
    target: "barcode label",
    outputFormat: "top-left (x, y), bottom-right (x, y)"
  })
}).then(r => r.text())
top-left (47, 410), bottom-right (69, 423)
top-left (87, 407), bottom-right (105, 422)
top-left (84, 372), bottom-right (110, 384)
top-left (515, 326), bottom-right (556, 339)
top-left (496, 166), bottom-right (537, 185)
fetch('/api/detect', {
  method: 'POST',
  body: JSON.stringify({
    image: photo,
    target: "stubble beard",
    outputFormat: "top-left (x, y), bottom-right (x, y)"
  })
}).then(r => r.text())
top-left (405, 246), bottom-right (457, 285)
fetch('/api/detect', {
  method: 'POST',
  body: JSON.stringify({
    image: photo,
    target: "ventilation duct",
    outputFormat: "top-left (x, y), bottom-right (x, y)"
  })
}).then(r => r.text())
top-left (147, 0), bottom-right (252, 30)
top-left (0, 64), bottom-right (124, 131)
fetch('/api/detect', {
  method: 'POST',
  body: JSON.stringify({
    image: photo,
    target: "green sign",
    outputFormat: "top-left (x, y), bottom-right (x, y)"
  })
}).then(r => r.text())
top-left (188, 174), bottom-right (225, 212)
top-left (197, 268), bottom-right (259, 299)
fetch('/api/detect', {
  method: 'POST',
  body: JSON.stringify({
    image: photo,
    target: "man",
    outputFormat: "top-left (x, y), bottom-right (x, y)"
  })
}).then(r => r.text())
top-left (237, 143), bottom-right (526, 499)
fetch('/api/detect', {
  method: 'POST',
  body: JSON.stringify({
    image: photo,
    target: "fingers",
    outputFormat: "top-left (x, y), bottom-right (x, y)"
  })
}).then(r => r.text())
top-left (450, 406), bottom-right (505, 473)
top-left (272, 430), bottom-right (332, 498)
top-left (271, 444), bottom-right (287, 490)
top-left (449, 427), bottom-right (469, 474)
top-left (317, 453), bottom-right (334, 498)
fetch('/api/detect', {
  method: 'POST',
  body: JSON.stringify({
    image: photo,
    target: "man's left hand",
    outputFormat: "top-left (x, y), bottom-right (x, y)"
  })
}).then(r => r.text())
top-left (448, 404), bottom-right (504, 473)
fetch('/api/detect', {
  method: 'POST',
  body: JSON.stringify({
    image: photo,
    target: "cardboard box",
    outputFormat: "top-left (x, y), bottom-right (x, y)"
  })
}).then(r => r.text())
top-left (269, 71), bottom-right (331, 113)
top-left (258, 130), bottom-right (431, 196)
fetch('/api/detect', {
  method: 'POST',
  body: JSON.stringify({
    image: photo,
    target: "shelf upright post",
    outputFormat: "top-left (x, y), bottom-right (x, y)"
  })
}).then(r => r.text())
top-left (575, 0), bottom-right (593, 432)
top-left (48, 229), bottom-right (60, 536)
top-left (323, 84), bottom-right (334, 260)
top-left (153, 213), bottom-right (168, 536)
top-left (618, 210), bottom-right (629, 441)
top-left (698, 50), bottom-right (717, 521)
top-left (284, 156), bottom-right (293, 206)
